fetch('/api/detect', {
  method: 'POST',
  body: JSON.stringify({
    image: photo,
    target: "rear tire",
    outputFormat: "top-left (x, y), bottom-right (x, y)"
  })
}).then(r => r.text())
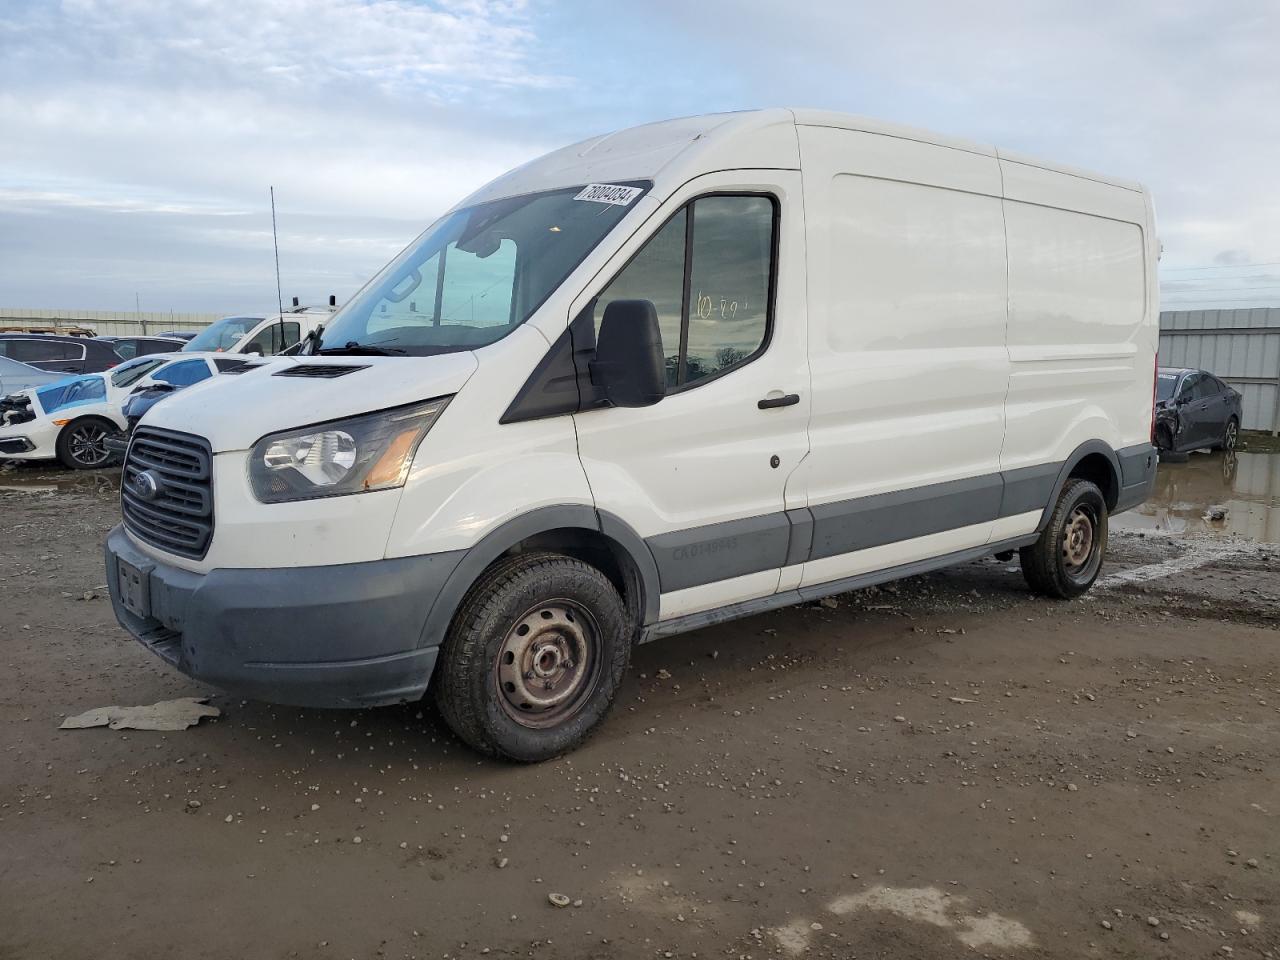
top-left (1019, 478), bottom-right (1108, 599)
top-left (434, 552), bottom-right (630, 762)
top-left (55, 416), bottom-right (120, 470)
top-left (1218, 416), bottom-right (1239, 451)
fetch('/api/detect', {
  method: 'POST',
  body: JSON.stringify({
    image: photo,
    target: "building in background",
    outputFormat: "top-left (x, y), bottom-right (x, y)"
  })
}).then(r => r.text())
top-left (1159, 307), bottom-right (1280, 433)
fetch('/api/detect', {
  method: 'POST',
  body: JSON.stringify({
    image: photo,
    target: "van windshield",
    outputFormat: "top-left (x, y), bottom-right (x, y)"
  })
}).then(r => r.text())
top-left (314, 182), bottom-right (649, 356)
top-left (184, 316), bottom-right (263, 353)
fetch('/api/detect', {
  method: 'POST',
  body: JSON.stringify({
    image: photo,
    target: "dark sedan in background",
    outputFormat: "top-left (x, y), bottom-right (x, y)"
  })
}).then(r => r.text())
top-left (1155, 367), bottom-right (1242, 453)
top-left (0, 334), bottom-right (122, 374)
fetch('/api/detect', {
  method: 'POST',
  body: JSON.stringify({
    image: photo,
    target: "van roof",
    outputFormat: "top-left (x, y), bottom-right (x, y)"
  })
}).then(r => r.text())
top-left (458, 108), bottom-right (1144, 208)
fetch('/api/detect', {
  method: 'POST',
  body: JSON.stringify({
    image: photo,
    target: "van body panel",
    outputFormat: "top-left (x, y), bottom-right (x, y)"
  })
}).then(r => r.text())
top-left (457, 110), bottom-right (801, 210)
top-left (139, 351), bottom-right (478, 454)
top-left (792, 125), bottom-right (1009, 585)
top-left (384, 326), bottom-right (596, 558)
top-left (999, 188), bottom-right (1154, 477)
top-left (657, 569), bottom-right (782, 621)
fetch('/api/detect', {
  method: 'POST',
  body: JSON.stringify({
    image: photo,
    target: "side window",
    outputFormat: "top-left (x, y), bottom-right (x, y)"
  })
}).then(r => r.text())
top-left (154, 360), bottom-right (212, 387)
top-left (1191, 376), bottom-right (1216, 400)
top-left (244, 322), bottom-right (301, 356)
top-left (114, 340), bottom-right (138, 360)
top-left (594, 209), bottom-right (687, 387)
top-left (1177, 374), bottom-right (1198, 400)
top-left (593, 194), bottom-right (776, 391)
top-left (11, 340), bottom-right (70, 363)
top-left (684, 196), bottom-right (774, 385)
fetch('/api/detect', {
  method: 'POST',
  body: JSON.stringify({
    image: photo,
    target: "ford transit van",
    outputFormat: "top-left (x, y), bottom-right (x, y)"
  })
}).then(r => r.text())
top-left (106, 109), bottom-right (1159, 761)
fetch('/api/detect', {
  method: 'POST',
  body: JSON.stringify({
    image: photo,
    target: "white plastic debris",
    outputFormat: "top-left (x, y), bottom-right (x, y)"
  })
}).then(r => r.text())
top-left (61, 697), bottom-right (220, 731)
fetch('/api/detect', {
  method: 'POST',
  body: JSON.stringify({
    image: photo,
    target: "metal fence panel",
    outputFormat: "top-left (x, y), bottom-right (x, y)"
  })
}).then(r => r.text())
top-left (1159, 307), bottom-right (1280, 432)
top-left (0, 307), bottom-right (220, 338)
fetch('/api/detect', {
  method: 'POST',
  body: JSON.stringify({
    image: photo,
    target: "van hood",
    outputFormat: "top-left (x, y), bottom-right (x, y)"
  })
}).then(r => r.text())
top-left (138, 353), bottom-right (479, 453)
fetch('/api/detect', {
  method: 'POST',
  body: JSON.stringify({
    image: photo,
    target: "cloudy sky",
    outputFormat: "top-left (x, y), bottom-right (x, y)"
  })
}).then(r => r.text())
top-left (1, 0), bottom-right (1277, 315)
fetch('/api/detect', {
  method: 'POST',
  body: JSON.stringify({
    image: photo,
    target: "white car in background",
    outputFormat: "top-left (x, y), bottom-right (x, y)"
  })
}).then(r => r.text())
top-left (0, 353), bottom-right (261, 469)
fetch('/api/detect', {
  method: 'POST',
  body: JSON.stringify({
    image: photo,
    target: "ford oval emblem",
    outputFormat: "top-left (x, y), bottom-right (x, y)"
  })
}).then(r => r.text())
top-left (133, 470), bottom-right (162, 502)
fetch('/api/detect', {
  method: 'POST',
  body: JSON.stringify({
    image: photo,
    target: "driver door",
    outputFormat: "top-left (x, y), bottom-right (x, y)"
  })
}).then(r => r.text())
top-left (572, 171), bottom-right (810, 621)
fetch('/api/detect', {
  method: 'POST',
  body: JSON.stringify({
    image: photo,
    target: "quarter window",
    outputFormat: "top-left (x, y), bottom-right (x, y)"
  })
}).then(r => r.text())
top-left (593, 194), bottom-right (776, 390)
top-left (244, 322), bottom-right (301, 356)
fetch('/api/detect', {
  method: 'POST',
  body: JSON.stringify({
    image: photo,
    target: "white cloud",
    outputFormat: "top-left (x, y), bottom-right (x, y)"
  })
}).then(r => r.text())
top-left (1, 0), bottom-right (1277, 311)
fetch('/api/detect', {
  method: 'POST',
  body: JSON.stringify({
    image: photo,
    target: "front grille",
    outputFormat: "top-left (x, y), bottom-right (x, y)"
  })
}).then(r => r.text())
top-left (121, 427), bottom-right (214, 559)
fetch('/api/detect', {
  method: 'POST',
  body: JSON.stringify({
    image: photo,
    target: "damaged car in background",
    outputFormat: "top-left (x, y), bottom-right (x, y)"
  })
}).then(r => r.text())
top-left (1, 353), bottom-right (262, 469)
top-left (1154, 367), bottom-right (1243, 455)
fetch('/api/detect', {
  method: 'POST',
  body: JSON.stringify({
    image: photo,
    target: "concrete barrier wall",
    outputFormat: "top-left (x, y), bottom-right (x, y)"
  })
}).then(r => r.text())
top-left (0, 307), bottom-right (220, 338)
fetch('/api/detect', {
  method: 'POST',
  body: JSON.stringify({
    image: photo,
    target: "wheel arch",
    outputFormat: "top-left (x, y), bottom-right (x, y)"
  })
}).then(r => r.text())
top-left (1036, 441), bottom-right (1122, 530)
top-left (417, 505), bottom-right (660, 656)
top-left (56, 412), bottom-right (122, 467)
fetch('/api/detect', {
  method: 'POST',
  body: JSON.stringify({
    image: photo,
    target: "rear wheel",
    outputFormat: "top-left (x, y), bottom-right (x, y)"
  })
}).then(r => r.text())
top-left (434, 552), bottom-right (630, 762)
top-left (1019, 478), bottom-right (1108, 599)
top-left (55, 417), bottom-right (120, 470)
top-left (1219, 416), bottom-right (1239, 451)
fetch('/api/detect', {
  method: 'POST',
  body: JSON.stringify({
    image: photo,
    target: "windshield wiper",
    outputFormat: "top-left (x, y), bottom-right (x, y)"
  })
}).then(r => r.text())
top-left (316, 341), bottom-right (407, 356)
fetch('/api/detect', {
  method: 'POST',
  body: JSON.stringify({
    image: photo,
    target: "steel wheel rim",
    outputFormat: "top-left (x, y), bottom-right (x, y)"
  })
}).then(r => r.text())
top-left (1225, 421), bottom-right (1238, 450)
top-left (494, 599), bottom-right (600, 729)
top-left (1062, 504), bottom-right (1098, 575)
top-left (68, 424), bottom-right (110, 466)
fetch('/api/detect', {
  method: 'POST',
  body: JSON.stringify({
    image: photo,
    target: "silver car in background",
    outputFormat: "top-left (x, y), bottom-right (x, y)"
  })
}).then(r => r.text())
top-left (0, 355), bottom-right (64, 396)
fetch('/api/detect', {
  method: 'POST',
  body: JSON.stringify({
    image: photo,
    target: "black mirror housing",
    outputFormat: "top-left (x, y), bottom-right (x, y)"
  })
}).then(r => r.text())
top-left (590, 300), bottom-right (665, 408)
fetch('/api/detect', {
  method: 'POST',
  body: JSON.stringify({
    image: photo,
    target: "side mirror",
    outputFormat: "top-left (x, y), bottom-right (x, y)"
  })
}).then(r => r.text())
top-left (590, 300), bottom-right (665, 408)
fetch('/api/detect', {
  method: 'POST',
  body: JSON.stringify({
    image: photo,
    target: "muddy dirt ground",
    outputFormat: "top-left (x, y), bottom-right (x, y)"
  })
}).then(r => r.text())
top-left (1, 454), bottom-right (1278, 960)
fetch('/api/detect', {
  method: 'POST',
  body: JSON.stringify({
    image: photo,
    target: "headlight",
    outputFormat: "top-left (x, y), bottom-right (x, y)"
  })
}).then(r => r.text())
top-left (248, 397), bottom-right (450, 503)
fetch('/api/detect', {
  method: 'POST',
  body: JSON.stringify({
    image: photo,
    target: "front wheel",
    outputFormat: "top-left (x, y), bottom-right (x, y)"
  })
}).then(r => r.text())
top-left (434, 552), bottom-right (630, 762)
top-left (1019, 478), bottom-right (1108, 599)
top-left (55, 417), bottom-right (121, 470)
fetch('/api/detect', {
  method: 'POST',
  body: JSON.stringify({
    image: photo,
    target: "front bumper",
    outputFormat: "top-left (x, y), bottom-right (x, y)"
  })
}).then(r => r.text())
top-left (105, 525), bottom-right (464, 708)
top-left (0, 420), bottom-right (57, 460)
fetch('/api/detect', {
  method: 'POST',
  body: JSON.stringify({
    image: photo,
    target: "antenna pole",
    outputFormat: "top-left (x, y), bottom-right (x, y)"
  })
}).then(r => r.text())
top-left (271, 186), bottom-right (285, 352)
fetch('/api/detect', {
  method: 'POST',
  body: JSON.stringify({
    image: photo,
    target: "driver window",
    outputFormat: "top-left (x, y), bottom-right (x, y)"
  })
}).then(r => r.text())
top-left (591, 194), bottom-right (776, 391)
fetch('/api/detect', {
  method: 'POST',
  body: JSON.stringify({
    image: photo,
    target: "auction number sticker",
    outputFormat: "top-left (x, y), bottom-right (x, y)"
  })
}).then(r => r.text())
top-left (574, 183), bottom-right (643, 206)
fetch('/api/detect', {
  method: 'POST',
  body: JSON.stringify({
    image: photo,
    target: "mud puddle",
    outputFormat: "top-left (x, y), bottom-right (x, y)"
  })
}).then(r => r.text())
top-left (0, 461), bottom-right (120, 495)
top-left (1113, 449), bottom-right (1280, 543)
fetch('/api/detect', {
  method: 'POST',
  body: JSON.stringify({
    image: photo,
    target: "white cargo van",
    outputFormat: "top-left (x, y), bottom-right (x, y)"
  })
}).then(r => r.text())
top-left (180, 303), bottom-right (336, 356)
top-left (106, 109), bottom-right (1158, 761)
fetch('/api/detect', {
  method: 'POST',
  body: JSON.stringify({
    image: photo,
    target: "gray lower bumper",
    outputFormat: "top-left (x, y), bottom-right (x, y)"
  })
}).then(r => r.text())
top-left (1114, 443), bottom-right (1158, 514)
top-left (105, 525), bottom-right (464, 708)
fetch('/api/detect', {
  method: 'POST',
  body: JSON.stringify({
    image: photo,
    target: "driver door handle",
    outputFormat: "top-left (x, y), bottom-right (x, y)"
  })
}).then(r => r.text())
top-left (758, 393), bottom-right (800, 409)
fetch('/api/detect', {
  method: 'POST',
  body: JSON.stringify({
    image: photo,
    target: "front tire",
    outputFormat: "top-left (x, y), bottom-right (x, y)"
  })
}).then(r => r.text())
top-left (1019, 478), bottom-right (1108, 599)
top-left (55, 417), bottom-right (120, 470)
top-left (434, 552), bottom-right (630, 762)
